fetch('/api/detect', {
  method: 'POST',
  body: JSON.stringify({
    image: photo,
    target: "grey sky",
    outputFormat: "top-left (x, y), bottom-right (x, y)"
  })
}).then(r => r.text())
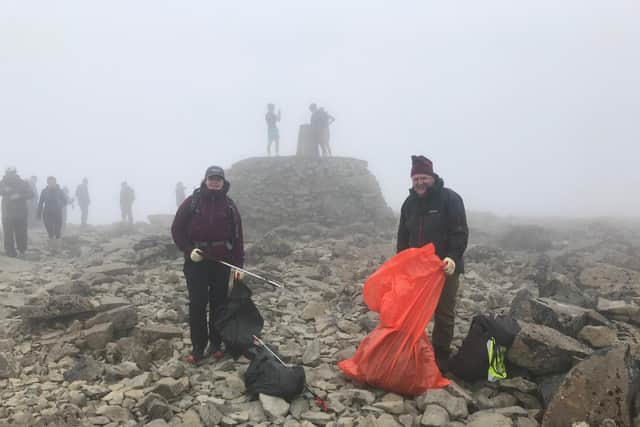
top-left (2, 1), bottom-right (639, 223)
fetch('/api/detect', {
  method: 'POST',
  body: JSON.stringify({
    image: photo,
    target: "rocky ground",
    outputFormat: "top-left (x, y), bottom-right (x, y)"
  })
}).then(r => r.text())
top-left (1, 215), bottom-right (640, 427)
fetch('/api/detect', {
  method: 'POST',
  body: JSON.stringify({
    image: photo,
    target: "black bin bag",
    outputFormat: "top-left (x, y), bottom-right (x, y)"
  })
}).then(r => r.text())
top-left (244, 346), bottom-right (306, 402)
top-left (213, 279), bottom-right (264, 359)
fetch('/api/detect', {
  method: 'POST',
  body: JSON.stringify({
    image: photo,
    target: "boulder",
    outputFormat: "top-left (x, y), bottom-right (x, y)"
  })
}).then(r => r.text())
top-left (542, 345), bottom-right (640, 427)
top-left (83, 322), bottom-right (114, 350)
top-left (597, 298), bottom-right (640, 323)
top-left (85, 305), bottom-right (138, 335)
top-left (539, 273), bottom-right (595, 308)
top-left (510, 288), bottom-right (536, 322)
top-left (507, 321), bottom-right (593, 375)
top-left (579, 264), bottom-right (640, 296)
top-left (530, 297), bottom-right (607, 337)
top-left (18, 294), bottom-right (96, 322)
top-left (577, 325), bottom-right (618, 348)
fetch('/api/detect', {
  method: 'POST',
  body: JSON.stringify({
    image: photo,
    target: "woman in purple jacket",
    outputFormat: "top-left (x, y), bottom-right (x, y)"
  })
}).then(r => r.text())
top-left (171, 165), bottom-right (244, 364)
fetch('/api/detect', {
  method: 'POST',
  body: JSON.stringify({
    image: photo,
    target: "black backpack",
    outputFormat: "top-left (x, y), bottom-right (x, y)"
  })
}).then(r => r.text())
top-left (448, 314), bottom-right (520, 382)
top-left (213, 280), bottom-right (264, 359)
top-left (244, 346), bottom-right (306, 402)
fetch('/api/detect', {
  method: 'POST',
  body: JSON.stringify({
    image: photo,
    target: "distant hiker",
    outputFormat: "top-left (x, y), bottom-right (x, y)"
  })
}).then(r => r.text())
top-left (28, 176), bottom-right (39, 223)
top-left (309, 103), bottom-right (335, 157)
top-left (37, 176), bottom-right (68, 241)
top-left (0, 167), bottom-right (33, 257)
top-left (75, 178), bottom-right (90, 226)
top-left (265, 103), bottom-right (281, 156)
top-left (171, 165), bottom-right (245, 364)
top-left (175, 181), bottom-right (186, 208)
top-left (396, 155), bottom-right (468, 371)
top-left (120, 182), bottom-right (135, 224)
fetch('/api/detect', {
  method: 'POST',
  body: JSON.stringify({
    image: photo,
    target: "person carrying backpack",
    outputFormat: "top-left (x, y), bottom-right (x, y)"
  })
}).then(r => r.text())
top-left (171, 165), bottom-right (245, 364)
top-left (397, 155), bottom-right (469, 371)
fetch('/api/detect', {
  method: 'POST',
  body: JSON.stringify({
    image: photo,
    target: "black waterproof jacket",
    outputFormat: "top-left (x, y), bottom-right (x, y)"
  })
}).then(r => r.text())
top-left (0, 174), bottom-right (33, 219)
top-left (397, 176), bottom-right (469, 273)
top-left (37, 185), bottom-right (68, 218)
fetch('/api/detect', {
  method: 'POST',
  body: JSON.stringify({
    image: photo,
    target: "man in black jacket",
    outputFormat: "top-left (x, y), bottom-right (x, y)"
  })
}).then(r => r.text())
top-left (0, 168), bottom-right (34, 257)
top-left (397, 155), bottom-right (468, 369)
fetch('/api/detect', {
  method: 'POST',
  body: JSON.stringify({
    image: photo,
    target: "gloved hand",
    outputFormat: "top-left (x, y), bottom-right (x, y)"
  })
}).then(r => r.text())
top-left (190, 248), bottom-right (204, 262)
top-left (227, 269), bottom-right (244, 291)
top-left (442, 257), bottom-right (456, 276)
top-left (232, 270), bottom-right (244, 281)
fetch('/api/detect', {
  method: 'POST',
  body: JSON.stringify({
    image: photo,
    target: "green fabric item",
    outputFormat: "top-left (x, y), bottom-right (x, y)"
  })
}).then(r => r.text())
top-left (487, 338), bottom-right (507, 381)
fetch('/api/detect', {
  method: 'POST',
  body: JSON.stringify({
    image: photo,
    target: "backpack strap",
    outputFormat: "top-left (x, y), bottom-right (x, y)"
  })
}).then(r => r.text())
top-left (189, 188), bottom-right (202, 216)
top-left (227, 197), bottom-right (239, 250)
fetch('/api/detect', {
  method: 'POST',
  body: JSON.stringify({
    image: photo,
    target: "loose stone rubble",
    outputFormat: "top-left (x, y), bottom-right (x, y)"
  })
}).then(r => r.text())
top-left (1, 160), bottom-right (640, 426)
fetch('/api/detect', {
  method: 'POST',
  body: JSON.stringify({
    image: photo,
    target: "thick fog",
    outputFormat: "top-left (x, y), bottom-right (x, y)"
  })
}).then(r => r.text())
top-left (2, 1), bottom-right (639, 224)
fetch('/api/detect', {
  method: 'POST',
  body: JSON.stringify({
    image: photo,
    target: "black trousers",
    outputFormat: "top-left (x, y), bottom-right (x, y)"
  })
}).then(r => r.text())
top-left (2, 216), bottom-right (28, 256)
top-left (183, 258), bottom-right (230, 355)
top-left (43, 210), bottom-right (63, 239)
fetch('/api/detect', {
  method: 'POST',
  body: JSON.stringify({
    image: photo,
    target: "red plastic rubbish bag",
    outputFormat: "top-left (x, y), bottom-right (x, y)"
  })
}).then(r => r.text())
top-left (338, 244), bottom-right (449, 395)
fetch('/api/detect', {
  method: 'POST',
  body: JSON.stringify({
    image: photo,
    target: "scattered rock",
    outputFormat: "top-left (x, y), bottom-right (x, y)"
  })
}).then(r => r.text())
top-left (140, 392), bottom-right (173, 421)
top-left (85, 304), bottom-right (138, 334)
top-left (466, 412), bottom-right (513, 427)
top-left (302, 339), bottom-right (321, 365)
top-left (63, 355), bottom-right (104, 382)
top-left (417, 389), bottom-right (468, 420)
top-left (420, 404), bottom-right (449, 426)
top-left (0, 352), bottom-right (17, 379)
top-left (259, 393), bottom-right (290, 418)
top-left (137, 323), bottom-right (183, 344)
top-left (83, 322), bottom-right (114, 350)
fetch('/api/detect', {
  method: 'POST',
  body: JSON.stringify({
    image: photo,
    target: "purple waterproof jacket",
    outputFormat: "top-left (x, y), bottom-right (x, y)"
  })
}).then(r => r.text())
top-left (171, 180), bottom-right (244, 267)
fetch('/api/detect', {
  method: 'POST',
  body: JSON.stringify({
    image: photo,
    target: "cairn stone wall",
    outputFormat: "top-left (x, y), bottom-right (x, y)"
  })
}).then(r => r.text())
top-left (226, 156), bottom-right (395, 239)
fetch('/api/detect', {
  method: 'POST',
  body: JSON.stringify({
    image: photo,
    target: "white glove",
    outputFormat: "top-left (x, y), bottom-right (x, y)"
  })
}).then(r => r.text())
top-left (190, 248), bottom-right (204, 262)
top-left (442, 257), bottom-right (456, 276)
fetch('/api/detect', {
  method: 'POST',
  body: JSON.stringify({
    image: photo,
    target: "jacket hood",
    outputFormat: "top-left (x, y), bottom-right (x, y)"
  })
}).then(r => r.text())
top-left (199, 179), bottom-right (230, 196)
top-left (408, 174), bottom-right (444, 198)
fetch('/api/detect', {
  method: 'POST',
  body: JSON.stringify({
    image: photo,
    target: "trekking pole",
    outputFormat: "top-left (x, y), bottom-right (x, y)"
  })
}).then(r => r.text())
top-left (217, 260), bottom-right (284, 289)
top-left (200, 253), bottom-right (284, 289)
top-left (252, 335), bottom-right (330, 413)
